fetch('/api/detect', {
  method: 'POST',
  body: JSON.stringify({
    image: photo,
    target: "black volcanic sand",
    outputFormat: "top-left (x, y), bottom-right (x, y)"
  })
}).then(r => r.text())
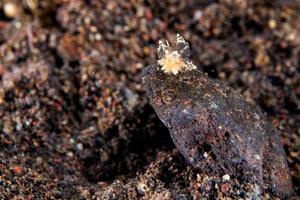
top-left (0, 0), bottom-right (299, 199)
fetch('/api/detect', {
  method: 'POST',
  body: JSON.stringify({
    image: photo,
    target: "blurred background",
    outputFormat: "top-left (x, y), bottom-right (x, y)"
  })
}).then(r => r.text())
top-left (0, 0), bottom-right (299, 199)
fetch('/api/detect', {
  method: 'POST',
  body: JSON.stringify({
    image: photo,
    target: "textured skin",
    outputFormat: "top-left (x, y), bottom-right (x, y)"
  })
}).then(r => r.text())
top-left (142, 65), bottom-right (292, 197)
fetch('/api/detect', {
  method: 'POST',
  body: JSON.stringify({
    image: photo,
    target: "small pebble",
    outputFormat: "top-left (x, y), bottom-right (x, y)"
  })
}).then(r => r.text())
top-left (3, 2), bottom-right (18, 18)
top-left (268, 19), bottom-right (277, 29)
top-left (136, 182), bottom-right (147, 196)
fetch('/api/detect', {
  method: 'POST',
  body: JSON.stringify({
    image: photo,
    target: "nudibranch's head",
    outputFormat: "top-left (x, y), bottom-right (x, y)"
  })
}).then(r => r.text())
top-left (157, 34), bottom-right (196, 75)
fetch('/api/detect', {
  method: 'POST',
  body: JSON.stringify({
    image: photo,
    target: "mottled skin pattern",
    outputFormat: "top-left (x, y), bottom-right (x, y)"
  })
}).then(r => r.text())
top-left (142, 65), bottom-right (292, 197)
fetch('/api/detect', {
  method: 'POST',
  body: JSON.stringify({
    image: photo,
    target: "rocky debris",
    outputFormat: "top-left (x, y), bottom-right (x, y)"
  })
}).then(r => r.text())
top-left (142, 64), bottom-right (293, 197)
top-left (91, 150), bottom-right (281, 199)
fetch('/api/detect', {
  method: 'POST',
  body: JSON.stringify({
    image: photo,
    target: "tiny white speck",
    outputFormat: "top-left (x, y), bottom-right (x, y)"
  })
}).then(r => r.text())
top-left (67, 151), bottom-right (74, 157)
top-left (210, 102), bottom-right (218, 109)
top-left (136, 63), bottom-right (143, 69)
top-left (222, 174), bottom-right (230, 181)
top-left (95, 33), bottom-right (102, 41)
top-left (218, 126), bottom-right (222, 130)
top-left (203, 152), bottom-right (208, 158)
top-left (215, 183), bottom-right (219, 189)
top-left (77, 143), bottom-right (83, 151)
top-left (253, 113), bottom-right (260, 120)
top-left (193, 10), bottom-right (203, 21)
top-left (196, 174), bottom-right (201, 181)
top-left (255, 155), bottom-right (260, 160)
top-left (15, 22), bottom-right (22, 29)
top-left (189, 157), bottom-right (194, 164)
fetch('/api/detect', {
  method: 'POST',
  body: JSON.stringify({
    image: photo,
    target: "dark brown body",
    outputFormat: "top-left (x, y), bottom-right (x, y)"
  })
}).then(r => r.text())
top-left (142, 65), bottom-right (292, 197)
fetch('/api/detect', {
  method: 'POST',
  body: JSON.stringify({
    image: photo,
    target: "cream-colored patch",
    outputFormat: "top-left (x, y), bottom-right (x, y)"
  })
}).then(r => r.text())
top-left (158, 51), bottom-right (184, 75)
top-left (157, 34), bottom-right (196, 75)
